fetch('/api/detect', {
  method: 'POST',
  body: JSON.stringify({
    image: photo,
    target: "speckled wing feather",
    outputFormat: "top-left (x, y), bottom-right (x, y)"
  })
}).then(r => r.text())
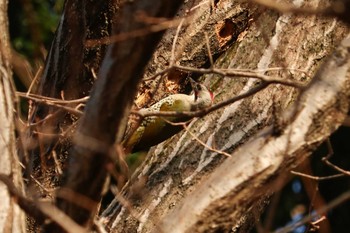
top-left (122, 94), bottom-right (193, 152)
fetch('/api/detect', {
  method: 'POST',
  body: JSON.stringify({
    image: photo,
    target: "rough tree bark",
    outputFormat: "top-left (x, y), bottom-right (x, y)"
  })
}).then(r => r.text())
top-left (0, 0), bottom-right (26, 232)
top-left (24, 0), bottom-right (116, 191)
top-left (3, 0), bottom-right (350, 233)
top-left (20, 0), bottom-right (115, 231)
top-left (101, 1), bottom-right (350, 232)
top-left (46, 1), bottom-right (184, 231)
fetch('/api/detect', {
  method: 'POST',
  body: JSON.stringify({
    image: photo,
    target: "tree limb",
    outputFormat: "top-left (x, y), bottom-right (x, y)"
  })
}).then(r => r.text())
top-left (157, 35), bottom-right (350, 233)
top-left (46, 0), bottom-right (184, 231)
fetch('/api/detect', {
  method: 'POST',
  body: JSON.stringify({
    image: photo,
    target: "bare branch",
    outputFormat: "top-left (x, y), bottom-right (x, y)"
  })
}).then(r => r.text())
top-left (16, 92), bottom-right (86, 116)
top-left (133, 81), bottom-right (270, 118)
top-left (0, 174), bottom-right (87, 233)
top-left (27, 66), bottom-right (42, 95)
top-left (162, 118), bottom-right (232, 157)
top-left (274, 191), bottom-right (350, 233)
top-left (156, 35), bottom-right (350, 233)
top-left (291, 170), bottom-right (346, 181)
top-left (322, 158), bottom-right (350, 176)
top-left (51, 1), bottom-right (185, 230)
top-left (85, 17), bottom-right (188, 48)
top-left (183, 124), bottom-right (231, 157)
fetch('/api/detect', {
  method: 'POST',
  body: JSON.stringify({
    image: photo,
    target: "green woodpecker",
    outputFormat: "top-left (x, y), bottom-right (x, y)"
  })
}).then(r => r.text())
top-left (123, 79), bottom-right (214, 152)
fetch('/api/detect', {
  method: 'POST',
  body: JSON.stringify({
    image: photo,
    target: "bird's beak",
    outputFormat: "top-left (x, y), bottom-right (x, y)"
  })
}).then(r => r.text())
top-left (189, 78), bottom-right (199, 92)
top-left (189, 78), bottom-right (199, 101)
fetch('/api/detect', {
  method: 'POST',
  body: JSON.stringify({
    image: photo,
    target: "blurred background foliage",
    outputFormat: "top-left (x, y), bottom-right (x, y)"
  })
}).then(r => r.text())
top-left (7, 1), bottom-right (350, 232)
top-left (8, 0), bottom-right (64, 92)
top-left (8, 0), bottom-right (64, 115)
top-left (9, 0), bottom-right (63, 60)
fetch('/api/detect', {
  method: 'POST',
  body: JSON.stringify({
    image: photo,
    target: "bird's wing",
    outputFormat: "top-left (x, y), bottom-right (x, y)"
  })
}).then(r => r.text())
top-left (159, 97), bottom-right (191, 112)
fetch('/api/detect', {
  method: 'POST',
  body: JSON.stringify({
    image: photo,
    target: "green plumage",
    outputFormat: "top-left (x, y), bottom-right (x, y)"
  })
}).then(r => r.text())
top-left (123, 83), bottom-right (213, 152)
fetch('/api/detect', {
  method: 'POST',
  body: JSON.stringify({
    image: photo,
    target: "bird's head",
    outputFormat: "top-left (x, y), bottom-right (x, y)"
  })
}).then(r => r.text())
top-left (189, 78), bottom-right (214, 109)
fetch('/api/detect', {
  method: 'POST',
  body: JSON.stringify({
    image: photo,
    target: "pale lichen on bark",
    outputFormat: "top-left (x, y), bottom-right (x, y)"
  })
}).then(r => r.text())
top-left (0, 0), bottom-right (26, 232)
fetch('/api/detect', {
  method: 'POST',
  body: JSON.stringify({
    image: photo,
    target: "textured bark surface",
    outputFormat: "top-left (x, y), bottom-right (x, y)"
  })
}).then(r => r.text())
top-left (25, 0), bottom-right (116, 192)
top-left (44, 1), bottom-right (185, 232)
top-left (137, 0), bottom-right (251, 108)
top-left (101, 0), bottom-right (349, 232)
top-left (0, 0), bottom-right (26, 232)
top-left (3, 0), bottom-right (349, 232)
top-left (158, 37), bottom-right (350, 232)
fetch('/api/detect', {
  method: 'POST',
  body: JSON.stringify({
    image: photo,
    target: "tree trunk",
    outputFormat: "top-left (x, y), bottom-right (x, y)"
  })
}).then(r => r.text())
top-left (24, 0), bottom-right (116, 185)
top-left (0, 0), bottom-right (26, 232)
top-left (46, 1), bottom-right (184, 231)
top-left (101, 1), bottom-right (349, 232)
top-left (6, 0), bottom-right (350, 232)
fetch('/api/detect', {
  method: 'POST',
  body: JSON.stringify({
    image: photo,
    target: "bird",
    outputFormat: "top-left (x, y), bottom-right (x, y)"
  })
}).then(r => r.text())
top-left (122, 79), bottom-right (214, 153)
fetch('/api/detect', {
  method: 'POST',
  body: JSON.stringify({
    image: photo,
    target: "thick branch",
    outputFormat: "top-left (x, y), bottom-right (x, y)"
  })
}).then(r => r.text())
top-left (48, 0), bottom-right (184, 231)
top-left (158, 36), bottom-right (350, 233)
top-left (0, 0), bottom-right (26, 231)
top-left (102, 1), bottom-right (348, 232)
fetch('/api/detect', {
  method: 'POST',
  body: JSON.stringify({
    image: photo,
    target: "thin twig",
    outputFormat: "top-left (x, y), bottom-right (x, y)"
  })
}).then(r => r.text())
top-left (16, 92), bottom-right (84, 116)
top-left (170, 18), bottom-right (185, 66)
top-left (291, 170), bottom-right (346, 181)
top-left (18, 162), bottom-right (54, 194)
top-left (233, 67), bottom-right (309, 74)
top-left (274, 191), bottom-right (350, 233)
top-left (142, 67), bottom-right (172, 81)
top-left (56, 188), bottom-right (99, 212)
top-left (133, 61), bottom-right (307, 118)
top-left (0, 174), bottom-right (87, 233)
top-left (18, 92), bottom-right (89, 104)
top-left (94, 218), bottom-right (108, 233)
top-left (310, 215), bottom-right (326, 230)
top-left (190, 0), bottom-right (210, 11)
top-left (324, 138), bottom-right (334, 160)
top-left (86, 17), bottom-right (189, 47)
top-left (321, 138), bottom-right (350, 175)
top-left (132, 81), bottom-right (270, 118)
top-left (173, 65), bottom-right (305, 88)
top-left (183, 124), bottom-right (231, 157)
top-left (27, 66), bottom-right (43, 95)
top-left (52, 150), bottom-right (63, 175)
top-left (27, 112), bottom-right (62, 127)
top-left (322, 158), bottom-right (350, 176)
top-left (160, 118), bottom-right (231, 157)
top-left (39, 201), bottom-right (88, 233)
